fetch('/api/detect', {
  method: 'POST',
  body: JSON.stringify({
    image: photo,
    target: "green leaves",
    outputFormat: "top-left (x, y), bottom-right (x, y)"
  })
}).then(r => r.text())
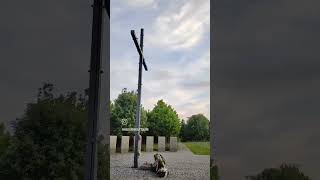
top-left (147, 100), bottom-right (181, 137)
top-left (110, 88), bottom-right (147, 136)
top-left (246, 164), bottom-right (311, 180)
top-left (183, 114), bottom-right (209, 141)
top-left (0, 83), bottom-right (109, 180)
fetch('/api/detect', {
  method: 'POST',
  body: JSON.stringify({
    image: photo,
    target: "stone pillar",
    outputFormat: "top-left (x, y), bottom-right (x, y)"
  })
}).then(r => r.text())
top-left (134, 135), bottom-right (142, 153)
top-left (146, 136), bottom-right (154, 152)
top-left (158, 136), bottom-right (165, 152)
top-left (170, 137), bottom-right (178, 152)
top-left (121, 136), bottom-right (129, 153)
top-left (110, 136), bottom-right (117, 153)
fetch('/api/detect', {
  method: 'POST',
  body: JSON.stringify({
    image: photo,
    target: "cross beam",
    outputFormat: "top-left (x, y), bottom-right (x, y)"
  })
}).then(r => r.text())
top-left (131, 30), bottom-right (148, 71)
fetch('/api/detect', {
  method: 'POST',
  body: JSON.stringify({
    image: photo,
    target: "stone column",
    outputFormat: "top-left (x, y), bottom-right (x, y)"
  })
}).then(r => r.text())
top-left (158, 136), bottom-right (165, 152)
top-left (110, 136), bottom-right (117, 153)
top-left (146, 136), bottom-right (154, 152)
top-left (170, 137), bottom-right (178, 152)
top-left (120, 136), bottom-right (129, 153)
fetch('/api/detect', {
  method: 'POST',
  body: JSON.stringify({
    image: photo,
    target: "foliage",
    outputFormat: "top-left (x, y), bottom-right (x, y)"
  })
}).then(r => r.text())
top-left (179, 120), bottom-right (186, 141)
top-left (0, 123), bottom-right (10, 157)
top-left (110, 88), bottom-right (147, 136)
top-left (183, 142), bottom-right (210, 155)
top-left (0, 83), bottom-right (109, 180)
top-left (183, 114), bottom-right (209, 141)
top-left (210, 159), bottom-right (219, 180)
top-left (245, 163), bottom-right (311, 180)
top-left (147, 100), bottom-right (181, 137)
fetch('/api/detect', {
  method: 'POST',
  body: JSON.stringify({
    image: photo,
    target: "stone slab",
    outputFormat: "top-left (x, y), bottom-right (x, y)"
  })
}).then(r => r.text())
top-left (121, 136), bottom-right (129, 153)
top-left (110, 136), bottom-right (117, 153)
top-left (170, 137), bottom-right (178, 152)
top-left (158, 136), bottom-right (165, 152)
top-left (146, 136), bottom-right (154, 152)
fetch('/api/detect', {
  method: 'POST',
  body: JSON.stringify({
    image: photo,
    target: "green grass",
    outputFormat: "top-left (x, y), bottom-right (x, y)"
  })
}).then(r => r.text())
top-left (183, 142), bottom-right (210, 155)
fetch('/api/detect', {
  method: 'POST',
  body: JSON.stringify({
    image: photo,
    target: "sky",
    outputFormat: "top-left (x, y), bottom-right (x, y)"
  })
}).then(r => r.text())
top-left (110, 0), bottom-right (210, 120)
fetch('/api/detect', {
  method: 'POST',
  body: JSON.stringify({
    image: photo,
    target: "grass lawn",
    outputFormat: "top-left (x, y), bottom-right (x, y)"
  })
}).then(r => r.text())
top-left (183, 142), bottom-right (210, 155)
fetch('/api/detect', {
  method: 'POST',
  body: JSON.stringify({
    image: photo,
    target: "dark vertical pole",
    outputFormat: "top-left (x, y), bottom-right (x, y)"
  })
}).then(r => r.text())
top-left (84, 0), bottom-right (104, 179)
top-left (133, 28), bottom-right (144, 168)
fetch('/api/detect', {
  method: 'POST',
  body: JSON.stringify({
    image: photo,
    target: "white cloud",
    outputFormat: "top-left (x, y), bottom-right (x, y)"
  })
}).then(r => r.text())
top-left (141, 50), bottom-right (210, 120)
top-left (147, 0), bottom-right (210, 50)
top-left (120, 0), bottom-right (158, 8)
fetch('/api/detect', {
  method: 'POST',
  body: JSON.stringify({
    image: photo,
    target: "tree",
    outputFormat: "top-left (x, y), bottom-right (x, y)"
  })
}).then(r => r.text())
top-left (184, 114), bottom-right (209, 141)
top-left (179, 120), bottom-right (186, 141)
top-left (147, 100), bottom-right (181, 137)
top-left (245, 163), bottom-right (311, 180)
top-left (110, 88), bottom-right (147, 136)
top-left (0, 123), bottom-right (10, 157)
top-left (0, 83), bottom-right (109, 180)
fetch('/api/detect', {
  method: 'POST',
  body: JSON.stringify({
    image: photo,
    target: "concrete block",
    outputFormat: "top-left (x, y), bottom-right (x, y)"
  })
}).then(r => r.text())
top-left (158, 136), bottom-right (165, 152)
top-left (121, 136), bottom-right (129, 153)
top-left (110, 136), bottom-right (117, 153)
top-left (146, 136), bottom-right (154, 152)
top-left (170, 137), bottom-right (178, 152)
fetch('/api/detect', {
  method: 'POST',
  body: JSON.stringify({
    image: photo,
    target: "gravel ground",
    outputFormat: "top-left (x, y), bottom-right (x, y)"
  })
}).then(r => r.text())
top-left (110, 143), bottom-right (210, 180)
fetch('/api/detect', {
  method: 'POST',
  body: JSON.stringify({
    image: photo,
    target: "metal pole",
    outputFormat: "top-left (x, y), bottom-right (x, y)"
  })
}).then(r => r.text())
top-left (133, 28), bottom-right (144, 168)
top-left (84, 0), bottom-right (105, 179)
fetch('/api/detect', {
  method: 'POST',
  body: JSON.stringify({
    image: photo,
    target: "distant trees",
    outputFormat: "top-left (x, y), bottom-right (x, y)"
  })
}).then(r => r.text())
top-left (181, 114), bottom-right (210, 141)
top-left (147, 100), bottom-right (181, 137)
top-left (110, 89), bottom-right (211, 140)
top-left (179, 120), bottom-right (186, 141)
top-left (0, 83), bottom-right (109, 180)
top-left (110, 88), bottom-right (147, 136)
top-left (245, 164), bottom-right (311, 180)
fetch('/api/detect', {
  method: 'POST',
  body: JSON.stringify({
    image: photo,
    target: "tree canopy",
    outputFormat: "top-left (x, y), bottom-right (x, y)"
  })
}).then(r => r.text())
top-left (110, 88), bottom-right (147, 136)
top-left (0, 83), bottom-right (109, 180)
top-left (0, 123), bottom-right (10, 157)
top-left (246, 164), bottom-right (311, 180)
top-left (147, 100), bottom-right (181, 137)
top-left (183, 114), bottom-right (209, 141)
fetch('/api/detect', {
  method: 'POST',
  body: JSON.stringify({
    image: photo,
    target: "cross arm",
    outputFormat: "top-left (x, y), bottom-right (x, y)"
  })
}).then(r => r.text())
top-left (131, 30), bottom-right (148, 71)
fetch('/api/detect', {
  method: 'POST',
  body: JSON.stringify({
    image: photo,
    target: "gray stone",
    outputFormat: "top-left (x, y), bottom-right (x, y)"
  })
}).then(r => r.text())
top-left (134, 135), bottom-right (142, 153)
top-left (146, 136), bottom-right (154, 152)
top-left (170, 137), bottom-right (178, 152)
top-left (121, 136), bottom-right (129, 153)
top-left (158, 136), bottom-right (165, 152)
top-left (110, 136), bottom-right (117, 153)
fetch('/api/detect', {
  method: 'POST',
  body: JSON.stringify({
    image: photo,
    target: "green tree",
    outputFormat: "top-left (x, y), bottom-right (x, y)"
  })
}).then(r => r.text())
top-left (0, 83), bottom-right (109, 180)
top-left (184, 114), bottom-right (209, 141)
top-left (179, 120), bottom-right (186, 141)
top-left (245, 163), bottom-right (311, 180)
top-left (147, 100), bottom-right (181, 137)
top-left (0, 123), bottom-right (10, 157)
top-left (110, 88), bottom-right (147, 136)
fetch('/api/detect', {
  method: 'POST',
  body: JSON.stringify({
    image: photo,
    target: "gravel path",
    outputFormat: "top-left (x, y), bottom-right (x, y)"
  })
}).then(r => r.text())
top-left (110, 143), bottom-right (210, 180)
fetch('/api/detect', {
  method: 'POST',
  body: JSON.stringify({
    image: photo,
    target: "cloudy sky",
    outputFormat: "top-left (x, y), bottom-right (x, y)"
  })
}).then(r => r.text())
top-left (110, 0), bottom-right (210, 120)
